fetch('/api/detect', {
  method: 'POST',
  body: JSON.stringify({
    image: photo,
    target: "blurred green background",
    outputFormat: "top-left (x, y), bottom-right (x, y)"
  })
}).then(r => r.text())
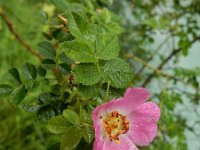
top-left (0, 0), bottom-right (200, 150)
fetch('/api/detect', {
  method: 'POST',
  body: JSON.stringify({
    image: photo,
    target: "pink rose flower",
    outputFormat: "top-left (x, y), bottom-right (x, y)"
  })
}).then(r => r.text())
top-left (92, 87), bottom-right (160, 150)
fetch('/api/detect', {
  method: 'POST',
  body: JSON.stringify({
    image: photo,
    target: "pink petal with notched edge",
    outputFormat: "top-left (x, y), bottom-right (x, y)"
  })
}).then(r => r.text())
top-left (102, 135), bottom-right (139, 150)
top-left (124, 88), bottom-right (150, 109)
top-left (92, 88), bottom-right (151, 121)
top-left (127, 102), bottom-right (160, 146)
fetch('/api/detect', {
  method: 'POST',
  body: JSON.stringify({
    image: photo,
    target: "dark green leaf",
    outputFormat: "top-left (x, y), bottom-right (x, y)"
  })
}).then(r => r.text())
top-left (42, 59), bottom-right (56, 70)
top-left (37, 105), bottom-right (56, 121)
top-left (8, 68), bottom-right (22, 84)
top-left (47, 116), bottom-right (71, 134)
top-left (63, 109), bottom-right (80, 125)
top-left (37, 66), bottom-right (46, 77)
top-left (38, 41), bottom-right (56, 59)
top-left (79, 85), bottom-right (99, 99)
top-left (11, 85), bottom-right (27, 105)
top-left (73, 64), bottom-right (100, 86)
top-left (51, 84), bottom-right (61, 96)
top-left (58, 63), bottom-right (71, 75)
top-left (61, 127), bottom-right (81, 150)
top-left (22, 63), bottom-right (37, 80)
top-left (0, 84), bottom-right (14, 98)
top-left (103, 58), bottom-right (133, 88)
top-left (47, 143), bottom-right (60, 150)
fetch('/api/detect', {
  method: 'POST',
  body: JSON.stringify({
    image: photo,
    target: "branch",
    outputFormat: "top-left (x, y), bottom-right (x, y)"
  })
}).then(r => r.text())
top-left (142, 36), bottom-right (200, 87)
top-left (135, 35), bottom-right (171, 77)
top-left (125, 54), bottom-right (173, 78)
top-left (0, 8), bottom-right (42, 60)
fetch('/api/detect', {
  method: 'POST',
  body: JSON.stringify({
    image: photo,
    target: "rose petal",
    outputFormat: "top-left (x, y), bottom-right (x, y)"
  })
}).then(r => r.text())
top-left (93, 138), bottom-right (105, 150)
top-left (102, 135), bottom-right (139, 150)
top-left (124, 88), bottom-right (150, 108)
top-left (127, 102), bottom-right (160, 146)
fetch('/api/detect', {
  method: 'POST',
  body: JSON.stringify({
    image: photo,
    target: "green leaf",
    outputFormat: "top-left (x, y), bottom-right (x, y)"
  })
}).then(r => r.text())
top-left (47, 143), bottom-right (60, 150)
top-left (67, 11), bottom-right (91, 40)
top-left (81, 126), bottom-right (94, 143)
top-left (80, 109), bottom-right (94, 143)
top-left (37, 105), bottom-right (56, 121)
top-left (25, 80), bottom-right (39, 90)
top-left (61, 127), bottom-right (81, 150)
top-left (51, 84), bottom-right (61, 96)
top-left (11, 85), bottom-right (27, 105)
top-left (22, 63), bottom-right (37, 80)
top-left (79, 85), bottom-right (99, 99)
top-left (8, 68), bottom-right (22, 84)
top-left (50, 0), bottom-right (70, 11)
top-left (103, 58), bottom-right (133, 88)
top-left (47, 116), bottom-right (71, 134)
top-left (73, 64), bottom-right (101, 86)
top-left (42, 59), bottom-right (56, 70)
top-left (59, 52), bottom-right (75, 64)
top-left (58, 63), bottom-right (71, 75)
top-left (60, 40), bottom-right (96, 63)
top-left (96, 34), bottom-right (119, 60)
top-left (0, 84), bottom-right (14, 98)
top-left (37, 66), bottom-right (46, 77)
top-left (100, 0), bottom-right (113, 5)
top-left (39, 11), bottom-right (48, 24)
top-left (38, 41), bottom-right (56, 59)
top-left (63, 109), bottom-right (80, 125)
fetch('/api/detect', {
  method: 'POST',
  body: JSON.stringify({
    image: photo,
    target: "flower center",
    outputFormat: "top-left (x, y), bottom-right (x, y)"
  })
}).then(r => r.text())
top-left (102, 111), bottom-right (129, 144)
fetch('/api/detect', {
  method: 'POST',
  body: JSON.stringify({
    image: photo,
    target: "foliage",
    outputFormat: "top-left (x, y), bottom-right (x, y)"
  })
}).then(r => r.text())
top-left (0, 0), bottom-right (200, 150)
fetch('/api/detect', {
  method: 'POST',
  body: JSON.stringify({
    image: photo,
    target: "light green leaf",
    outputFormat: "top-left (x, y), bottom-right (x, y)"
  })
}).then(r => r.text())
top-left (80, 109), bottom-right (94, 143)
top-left (103, 58), bottom-right (133, 88)
top-left (73, 64), bottom-right (101, 85)
top-left (0, 84), bottom-right (14, 98)
top-left (67, 11), bottom-right (92, 40)
top-left (22, 63), bottom-right (37, 80)
top-left (81, 126), bottom-right (94, 143)
top-left (60, 40), bottom-right (96, 63)
top-left (61, 127), bottom-right (81, 150)
top-left (96, 33), bottom-right (119, 60)
top-left (38, 41), bottom-right (56, 59)
top-left (63, 109), bottom-right (80, 125)
top-left (47, 116), bottom-right (71, 134)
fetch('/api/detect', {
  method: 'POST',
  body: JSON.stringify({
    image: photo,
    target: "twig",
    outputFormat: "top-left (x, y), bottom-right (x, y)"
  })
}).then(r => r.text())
top-left (142, 36), bottom-right (200, 87)
top-left (136, 35), bottom-right (171, 77)
top-left (125, 54), bottom-right (173, 78)
top-left (0, 8), bottom-right (42, 60)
